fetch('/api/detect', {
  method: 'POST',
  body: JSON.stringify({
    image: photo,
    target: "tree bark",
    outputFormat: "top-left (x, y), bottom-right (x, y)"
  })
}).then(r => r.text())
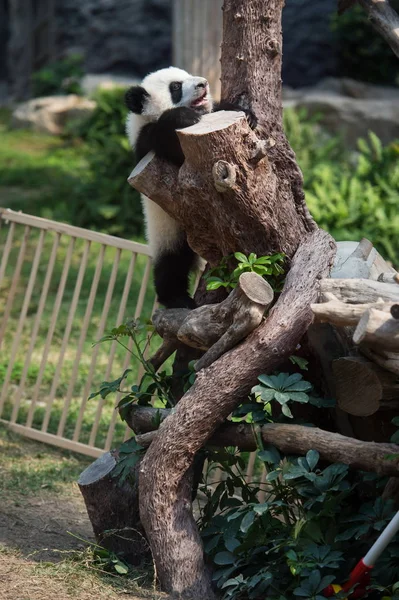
top-left (127, 1), bottom-right (335, 596)
top-left (136, 422), bottom-right (399, 477)
top-left (78, 452), bottom-right (147, 564)
top-left (152, 272), bottom-right (274, 371)
top-left (138, 230), bottom-right (335, 598)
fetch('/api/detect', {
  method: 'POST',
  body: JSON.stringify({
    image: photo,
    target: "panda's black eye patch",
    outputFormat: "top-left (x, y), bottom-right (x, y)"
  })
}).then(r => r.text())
top-left (169, 81), bottom-right (183, 104)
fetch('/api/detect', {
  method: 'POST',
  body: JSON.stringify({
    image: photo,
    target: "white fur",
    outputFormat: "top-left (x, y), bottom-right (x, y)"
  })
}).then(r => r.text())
top-left (126, 67), bottom-right (213, 257)
top-left (141, 195), bottom-right (183, 256)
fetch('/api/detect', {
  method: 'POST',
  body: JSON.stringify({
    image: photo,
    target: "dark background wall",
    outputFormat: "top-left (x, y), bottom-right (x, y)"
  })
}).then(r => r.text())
top-left (2, 0), bottom-right (339, 100)
top-left (55, 0), bottom-right (172, 78)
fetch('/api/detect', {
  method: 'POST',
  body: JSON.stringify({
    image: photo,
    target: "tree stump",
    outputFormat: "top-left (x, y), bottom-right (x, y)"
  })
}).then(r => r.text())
top-left (78, 452), bottom-right (147, 565)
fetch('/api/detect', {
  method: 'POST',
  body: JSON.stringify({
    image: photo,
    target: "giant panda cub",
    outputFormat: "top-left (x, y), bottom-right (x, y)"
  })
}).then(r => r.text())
top-left (125, 67), bottom-right (257, 309)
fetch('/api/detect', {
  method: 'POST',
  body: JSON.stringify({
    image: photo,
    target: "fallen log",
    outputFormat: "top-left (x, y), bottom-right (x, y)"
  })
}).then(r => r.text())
top-left (132, 417), bottom-right (399, 477)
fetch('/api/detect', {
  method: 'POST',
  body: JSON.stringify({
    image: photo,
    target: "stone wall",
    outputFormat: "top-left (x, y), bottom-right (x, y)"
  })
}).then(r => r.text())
top-left (282, 0), bottom-right (338, 88)
top-left (4, 0), bottom-right (341, 101)
top-left (56, 0), bottom-right (172, 78)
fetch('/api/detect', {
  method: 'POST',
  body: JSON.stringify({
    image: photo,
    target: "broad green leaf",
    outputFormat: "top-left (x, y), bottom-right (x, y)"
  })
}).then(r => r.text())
top-left (281, 403), bottom-right (293, 418)
top-left (240, 511), bottom-right (256, 533)
top-left (206, 280), bottom-right (225, 290)
top-left (225, 537), bottom-right (240, 552)
top-left (274, 391), bottom-right (290, 404)
top-left (214, 551), bottom-right (236, 565)
top-left (258, 445), bottom-right (281, 465)
top-left (306, 449), bottom-right (320, 471)
top-left (283, 373), bottom-right (303, 387)
top-left (288, 391), bottom-right (310, 403)
top-left (114, 561), bottom-right (129, 574)
top-left (234, 252), bottom-right (249, 263)
top-left (257, 374), bottom-right (276, 388)
top-left (285, 380), bottom-right (312, 392)
top-left (253, 503), bottom-right (269, 516)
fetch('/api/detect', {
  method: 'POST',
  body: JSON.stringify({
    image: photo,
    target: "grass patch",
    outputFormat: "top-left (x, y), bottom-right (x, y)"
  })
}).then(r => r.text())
top-left (0, 545), bottom-right (162, 600)
top-left (0, 426), bottom-right (161, 600)
top-left (0, 423), bottom-right (91, 495)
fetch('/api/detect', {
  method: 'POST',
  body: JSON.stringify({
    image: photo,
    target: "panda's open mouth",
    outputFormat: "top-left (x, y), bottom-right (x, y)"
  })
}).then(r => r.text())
top-left (191, 89), bottom-right (208, 108)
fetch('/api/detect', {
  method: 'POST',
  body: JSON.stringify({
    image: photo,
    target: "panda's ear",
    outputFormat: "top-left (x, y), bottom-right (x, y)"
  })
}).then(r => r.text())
top-left (125, 86), bottom-right (150, 114)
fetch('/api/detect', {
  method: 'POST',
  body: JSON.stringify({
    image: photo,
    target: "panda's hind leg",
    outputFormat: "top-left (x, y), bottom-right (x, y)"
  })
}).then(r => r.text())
top-left (153, 238), bottom-right (197, 309)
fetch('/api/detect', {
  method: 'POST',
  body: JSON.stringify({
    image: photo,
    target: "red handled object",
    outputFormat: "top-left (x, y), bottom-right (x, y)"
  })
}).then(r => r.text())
top-left (323, 510), bottom-right (399, 598)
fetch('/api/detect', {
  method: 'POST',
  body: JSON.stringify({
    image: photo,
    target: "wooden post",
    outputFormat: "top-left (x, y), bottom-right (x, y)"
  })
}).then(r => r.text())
top-left (172, 0), bottom-right (223, 99)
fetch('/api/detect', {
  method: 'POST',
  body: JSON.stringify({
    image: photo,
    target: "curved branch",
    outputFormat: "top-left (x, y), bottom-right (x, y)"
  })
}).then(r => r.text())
top-left (138, 229), bottom-right (336, 597)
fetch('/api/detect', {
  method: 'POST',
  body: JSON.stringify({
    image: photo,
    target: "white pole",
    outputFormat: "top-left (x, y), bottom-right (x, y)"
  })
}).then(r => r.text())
top-left (364, 510), bottom-right (399, 566)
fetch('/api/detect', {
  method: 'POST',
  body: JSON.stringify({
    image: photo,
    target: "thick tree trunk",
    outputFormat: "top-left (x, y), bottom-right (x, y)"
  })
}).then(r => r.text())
top-left (128, 1), bottom-right (335, 596)
top-left (138, 231), bottom-right (335, 598)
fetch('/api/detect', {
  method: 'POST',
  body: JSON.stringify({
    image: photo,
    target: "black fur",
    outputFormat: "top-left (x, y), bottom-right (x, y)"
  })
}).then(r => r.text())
top-left (214, 100), bottom-right (258, 130)
top-left (127, 85), bottom-right (258, 309)
top-left (169, 81), bottom-right (183, 104)
top-left (149, 107), bottom-right (201, 166)
top-left (153, 237), bottom-right (197, 309)
top-left (125, 86), bottom-right (149, 114)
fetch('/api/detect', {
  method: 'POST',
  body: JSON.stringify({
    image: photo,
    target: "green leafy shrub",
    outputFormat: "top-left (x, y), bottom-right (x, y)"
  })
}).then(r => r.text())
top-left (198, 374), bottom-right (399, 599)
top-left (305, 133), bottom-right (399, 264)
top-left (31, 54), bottom-right (84, 97)
top-left (331, 3), bottom-right (399, 86)
top-left (284, 108), bottom-right (399, 266)
top-left (92, 323), bottom-right (399, 599)
top-left (65, 87), bottom-right (143, 236)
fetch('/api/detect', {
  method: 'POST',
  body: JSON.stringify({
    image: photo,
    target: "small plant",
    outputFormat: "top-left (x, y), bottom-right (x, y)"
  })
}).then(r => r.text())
top-left (89, 321), bottom-right (176, 417)
top-left (204, 251), bottom-right (286, 293)
top-left (251, 372), bottom-right (312, 418)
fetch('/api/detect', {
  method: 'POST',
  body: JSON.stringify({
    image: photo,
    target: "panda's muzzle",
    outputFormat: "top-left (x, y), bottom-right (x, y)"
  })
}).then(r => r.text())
top-left (191, 81), bottom-right (209, 108)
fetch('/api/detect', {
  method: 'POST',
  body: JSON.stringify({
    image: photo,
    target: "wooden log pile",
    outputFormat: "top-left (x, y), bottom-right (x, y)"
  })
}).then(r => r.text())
top-left (311, 238), bottom-right (399, 417)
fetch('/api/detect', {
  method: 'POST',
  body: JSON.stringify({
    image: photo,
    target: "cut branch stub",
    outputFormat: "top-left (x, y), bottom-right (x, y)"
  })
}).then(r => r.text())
top-left (152, 272), bottom-right (274, 371)
top-left (353, 307), bottom-right (399, 351)
top-left (129, 110), bottom-right (312, 266)
top-left (212, 160), bottom-right (237, 192)
top-left (332, 356), bottom-right (399, 416)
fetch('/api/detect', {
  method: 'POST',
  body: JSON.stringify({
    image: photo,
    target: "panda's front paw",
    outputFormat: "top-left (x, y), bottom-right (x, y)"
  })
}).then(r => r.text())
top-left (243, 109), bottom-right (258, 130)
top-left (175, 107), bottom-right (202, 129)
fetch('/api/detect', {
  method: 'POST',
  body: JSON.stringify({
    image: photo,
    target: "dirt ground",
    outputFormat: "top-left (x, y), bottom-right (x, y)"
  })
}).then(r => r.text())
top-left (0, 425), bottom-right (163, 600)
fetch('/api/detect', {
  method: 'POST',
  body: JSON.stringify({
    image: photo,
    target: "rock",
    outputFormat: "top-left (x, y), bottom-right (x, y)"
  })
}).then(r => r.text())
top-left (12, 95), bottom-right (96, 135)
top-left (309, 77), bottom-right (399, 100)
top-left (81, 73), bottom-right (139, 96)
top-left (283, 79), bottom-right (399, 146)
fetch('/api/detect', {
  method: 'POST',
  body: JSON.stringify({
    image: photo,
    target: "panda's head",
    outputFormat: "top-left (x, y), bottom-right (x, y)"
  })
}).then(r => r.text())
top-left (125, 67), bottom-right (213, 122)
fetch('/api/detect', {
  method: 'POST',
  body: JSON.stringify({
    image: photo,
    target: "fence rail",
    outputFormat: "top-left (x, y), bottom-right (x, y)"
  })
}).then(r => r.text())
top-left (0, 208), bottom-right (155, 457)
top-left (0, 208), bottom-right (265, 493)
